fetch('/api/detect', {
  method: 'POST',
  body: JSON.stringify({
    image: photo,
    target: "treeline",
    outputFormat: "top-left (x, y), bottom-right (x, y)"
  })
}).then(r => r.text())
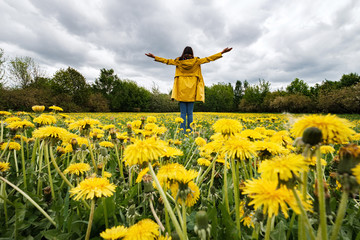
top-left (0, 49), bottom-right (359, 113)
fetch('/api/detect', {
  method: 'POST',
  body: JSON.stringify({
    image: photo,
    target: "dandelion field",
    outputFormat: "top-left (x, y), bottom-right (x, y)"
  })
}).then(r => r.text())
top-left (1, 108), bottom-right (360, 240)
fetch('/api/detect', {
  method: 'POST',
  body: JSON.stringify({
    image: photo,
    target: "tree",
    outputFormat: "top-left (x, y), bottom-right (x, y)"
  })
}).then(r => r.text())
top-left (8, 56), bottom-right (44, 88)
top-left (240, 79), bottom-right (270, 112)
top-left (110, 79), bottom-right (151, 112)
top-left (339, 73), bottom-right (360, 88)
top-left (51, 67), bottom-right (90, 106)
top-left (198, 83), bottom-right (234, 112)
top-left (0, 48), bottom-right (5, 87)
top-left (233, 80), bottom-right (243, 111)
top-left (286, 78), bottom-right (310, 96)
top-left (92, 68), bottom-right (119, 99)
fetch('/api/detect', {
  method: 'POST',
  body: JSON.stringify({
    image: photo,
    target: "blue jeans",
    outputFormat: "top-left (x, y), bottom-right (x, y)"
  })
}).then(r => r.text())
top-left (179, 102), bottom-right (194, 132)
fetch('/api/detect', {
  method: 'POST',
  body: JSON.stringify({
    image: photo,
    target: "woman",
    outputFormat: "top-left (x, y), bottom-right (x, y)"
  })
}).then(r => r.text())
top-left (145, 46), bottom-right (232, 131)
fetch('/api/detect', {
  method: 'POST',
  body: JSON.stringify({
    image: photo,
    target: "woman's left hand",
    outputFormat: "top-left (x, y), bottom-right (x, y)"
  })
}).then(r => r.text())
top-left (145, 53), bottom-right (155, 58)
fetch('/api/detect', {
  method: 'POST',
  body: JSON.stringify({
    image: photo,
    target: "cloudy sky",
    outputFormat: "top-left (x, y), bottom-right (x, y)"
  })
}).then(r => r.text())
top-left (1, 0), bottom-right (359, 93)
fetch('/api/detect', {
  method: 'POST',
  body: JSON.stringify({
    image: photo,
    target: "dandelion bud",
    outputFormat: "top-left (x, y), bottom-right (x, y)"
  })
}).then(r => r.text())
top-left (338, 144), bottom-right (360, 175)
top-left (43, 186), bottom-right (52, 203)
top-left (100, 147), bottom-right (108, 157)
top-left (194, 210), bottom-right (211, 240)
top-left (109, 128), bottom-right (117, 140)
top-left (70, 138), bottom-right (78, 151)
top-left (302, 127), bottom-right (322, 146)
top-left (81, 144), bottom-right (87, 151)
top-left (56, 146), bottom-right (66, 156)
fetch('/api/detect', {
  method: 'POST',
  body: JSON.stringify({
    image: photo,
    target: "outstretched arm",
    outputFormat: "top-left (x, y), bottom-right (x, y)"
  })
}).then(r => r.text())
top-left (145, 52), bottom-right (176, 65)
top-left (198, 47), bottom-right (233, 64)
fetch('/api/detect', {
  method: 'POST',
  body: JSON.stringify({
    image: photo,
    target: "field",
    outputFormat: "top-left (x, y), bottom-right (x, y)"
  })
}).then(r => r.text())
top-left (1, 109), bottom-right (360, 240)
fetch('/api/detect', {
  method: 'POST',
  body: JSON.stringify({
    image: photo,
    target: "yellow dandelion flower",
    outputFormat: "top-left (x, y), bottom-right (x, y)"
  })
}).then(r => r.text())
top-left (352, 164), bottom-right (360, 184)
top-left (258, 154), bottom-right (309, 182)
top-left (243, 178), bottom-right (302, 218)
top-left (156, 163), bottom-right (187, 187)
top-left (123, 137), bottom-right (166, 166)
top-left (255, 141), bottom-right (288, 157)
top-left (291, 114), bottom-right (356, 144)
top-left (123, 219), bottom-right (159, 240)
top-left (158, 236), bottom-right (172, 240)
top-left (7, 120), bottom-right (35, 129)
top-left (131, 120), bottom-right (142, 129)
top-left (320, 145), bottom-right (335, 154)
top-left (162, 146), bottom-right (183, 158)
top-left (103, 171), bottom-right (112, 178)
top-left (144, 123), bottom-right (157, 131)
top-left (307, 156), bottom-right (327, 166)
top-left (99, 141), bottom-right (115, 148)
top-left (32, 126), bottom-right (70, 141)
top-left (0, 162), bottom-right (10, 172)
top-left (103, 124), bottom-right (116, 130)
top-left (63, 163), bottom-right (91, 176)
top-left (173, 139), bottom-right (182, 145)
top-left (49, 105), bottom-right (63, 112)
top-left (170, 180), bottom-right (200, 207)
top-left (70, 177), bottom-right (116, 200)
top-left (239, 129), bottom-right (265, 141)
top-left (195, 137), bottom-right (207, 147)
top-left (1, 142), bottom-right (21, 151)
top-left (222, 135), bottom-right (257, 161)
top-left (100, 225), bottom-right (128, 240)
top-left (216, 158), bottom-right (230, 169)
top-left (4, 117), bottom-right (22, 123)
top-left (136, 167), bottom-right (150, 183)
top-left (269, 130), bottom-right (293, 145)
top-left (212, 118), bottom-right (242, 136)
top-left (0, 111), bottom-right (11, 117)
top-left (32, 105), bottom-right (45, 112)
top-left (351, 133), bottom-right (360, 141)
top-left (175, 117), bottom-right (184, 123)
top-left (146, 116), bottom-right (157, 123)
top-left (197, 158), bottom-right (211, 167)
top-left (33, 114), bottom-right (57, 125)
top-left (69, 118), bottom-right (101, 131)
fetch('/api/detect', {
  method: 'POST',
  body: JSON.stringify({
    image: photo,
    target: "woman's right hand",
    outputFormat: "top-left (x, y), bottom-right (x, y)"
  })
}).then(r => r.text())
top-left (221, 47), bottom-right (232, 54)
top-left (145, 53), bottom-right (155, 58)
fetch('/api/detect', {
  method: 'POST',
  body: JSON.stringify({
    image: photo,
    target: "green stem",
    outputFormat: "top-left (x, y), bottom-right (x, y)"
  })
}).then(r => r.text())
top-left (231, 158), bottom-right (241, 239)
top-left (87, 138), bottom-right (97, 173)
top-left (1, 182), bottom-right (8, 227)
top-left (330, 190), bottom-right (349, 240)
top-left (286, 212), bottom-right (296, 240)
top-left (102, 198), bottom-right (109, 228)
top-left (315, 146), bottom-right (328, 240)
top-left (85, 199), bottom-right (96, 240)
top-left (0, 120), bottom-right (3, 143)
top-left (37, 141), bottom-right (44, 196)
top-left (292, 189), bottom-right (316, 240)
top-left (207, 163), bottom-right (216, 199)
top-left (20, 134), bottom-right (27, 189)
top-left (223, 155), bottom-right (230, 214)
top-left (240, 159), bottom-right (249, 180)
top-left (115, 143), bottom-right (124, 178)
top-left (12, 150), bottom-right (19, 179)
top-left (0, 176), bottom-right (56, 227)
top-left (264, 216), bottom-right (273, 240)
top-left (44, 143), bottom-right (55, 200)
top-left (196, 152), bottom-right (219, 185)
top-left (148, 162), bottom-right (185, 240)
top-left (0, 140), bottom-right (10, 159)
top-left (49, 145), bottom-right (91, 210)
top-left (184, 142), bottom-right (196, 167)
top-left (182, 202), bottom-right (188, 239)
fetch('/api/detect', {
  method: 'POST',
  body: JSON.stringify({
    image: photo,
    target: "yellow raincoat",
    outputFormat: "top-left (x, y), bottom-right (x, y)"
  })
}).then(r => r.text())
top-left (154, 52), bottom-right (223, 102)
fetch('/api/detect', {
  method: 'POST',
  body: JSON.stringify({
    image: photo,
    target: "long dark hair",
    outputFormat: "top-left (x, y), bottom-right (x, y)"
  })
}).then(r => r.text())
top-left (179, 46), bottom-right (194, 60)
